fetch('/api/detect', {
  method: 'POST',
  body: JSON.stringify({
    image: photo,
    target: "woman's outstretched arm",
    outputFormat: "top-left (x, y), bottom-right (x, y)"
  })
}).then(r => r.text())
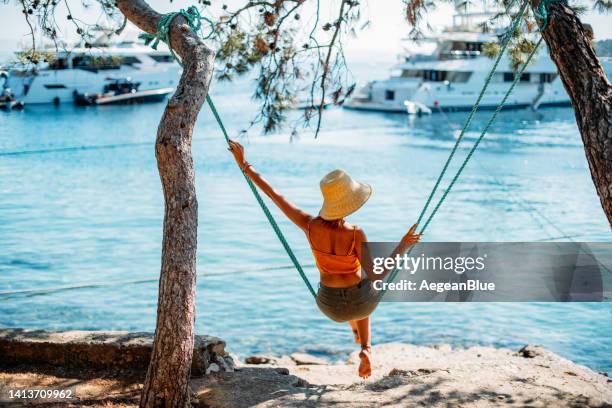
top-left (228, 140), bottom-right (312, 231)
top-left (356, 224), bottom-right (422, 281)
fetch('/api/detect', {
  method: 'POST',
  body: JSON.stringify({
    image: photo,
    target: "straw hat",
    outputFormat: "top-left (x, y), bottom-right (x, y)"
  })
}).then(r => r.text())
top-left (318, 169), bottom-right (372, 220)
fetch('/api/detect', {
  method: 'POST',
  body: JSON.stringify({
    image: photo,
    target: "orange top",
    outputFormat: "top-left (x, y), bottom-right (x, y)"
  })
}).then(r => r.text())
top-left (307, 220), bottom-right (361, 275)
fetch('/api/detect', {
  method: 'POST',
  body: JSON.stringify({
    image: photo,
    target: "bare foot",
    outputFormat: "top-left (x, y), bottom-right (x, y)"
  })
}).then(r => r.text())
top-left (358, 346), bottom-right (372, 379)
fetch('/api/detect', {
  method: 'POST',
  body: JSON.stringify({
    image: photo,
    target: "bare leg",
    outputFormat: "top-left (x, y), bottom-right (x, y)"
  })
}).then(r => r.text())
top-left (355, 317), bottom-right (372, 378)
top-left (348, 320), bottom-right (360, 344)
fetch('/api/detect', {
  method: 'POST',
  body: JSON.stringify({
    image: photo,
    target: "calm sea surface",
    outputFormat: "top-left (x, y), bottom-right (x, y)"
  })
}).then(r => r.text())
top-left (0, 76), bottom-right (610, 374)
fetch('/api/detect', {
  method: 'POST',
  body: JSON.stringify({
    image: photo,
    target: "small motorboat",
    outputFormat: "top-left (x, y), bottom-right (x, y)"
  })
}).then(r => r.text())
top-left (74, 79), bottom-right (173, 106)
top-left (1, 73), bottom-right (25, 111)
top-left (0, 95), bottom-right (25, 111)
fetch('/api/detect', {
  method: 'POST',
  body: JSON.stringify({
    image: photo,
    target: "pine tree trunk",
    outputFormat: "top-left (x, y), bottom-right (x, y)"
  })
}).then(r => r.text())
top-left (115, 1), bottom-right (214, 407)
top-left (531, 1), bottom-right (612, 227)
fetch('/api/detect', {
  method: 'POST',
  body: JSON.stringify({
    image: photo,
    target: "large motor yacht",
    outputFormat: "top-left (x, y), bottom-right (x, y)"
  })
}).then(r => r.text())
top-left (2, 38), bottom-right (180, 105)
top-left (345, 0), bottom-right (610, 113)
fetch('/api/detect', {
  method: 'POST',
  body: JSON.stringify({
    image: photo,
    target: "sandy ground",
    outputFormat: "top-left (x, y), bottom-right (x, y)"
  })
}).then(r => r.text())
top-left (1, 343), bottom-right (610, 407)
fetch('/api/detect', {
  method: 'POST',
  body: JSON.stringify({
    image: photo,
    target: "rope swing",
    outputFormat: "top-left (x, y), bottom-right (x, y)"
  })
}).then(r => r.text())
top-left (140, 6), bottom-right (317, 297)
top-left (141, 0), bottom-right (558, 299)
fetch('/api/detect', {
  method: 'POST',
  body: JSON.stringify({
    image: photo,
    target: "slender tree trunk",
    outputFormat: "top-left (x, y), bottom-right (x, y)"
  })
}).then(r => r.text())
top-left (115, 1), bottom-right (214, 406)
top-left (531, 1), bottom-right (612, 227)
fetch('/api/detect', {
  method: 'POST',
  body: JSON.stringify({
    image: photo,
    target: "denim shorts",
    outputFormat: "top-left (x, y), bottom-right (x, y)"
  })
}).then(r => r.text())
top-left (316, 279), bottom-right (381, 323)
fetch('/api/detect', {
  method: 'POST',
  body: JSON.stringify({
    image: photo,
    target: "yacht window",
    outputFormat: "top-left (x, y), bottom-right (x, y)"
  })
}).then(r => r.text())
top-left (44, 84), bottom-right (67, 89)
top-left (423, 70), bottom-right (436, 81)
top-left (423, 70), bottom-right (472, 83)
top-left (49, 58), bottom-right (68, 70)
top-left (423, 70), bottom-right (448, 82)
top-left (149, 54), bottom-right (174, 63)
top-left (385, 90), bottom-right (395, 100)
top-left (121, 56), bottom-right (142, 65)
top-left (72, 55), bottom-right (121, 71)
top-left (446, 71), bottom-right (472, 83)
top-left (439, 41), bottom-right (483, 59)
top-left (451, 41), bottom-right (483, 52)
top-left (539, 73), bottom-right (556, 83)
top-left (469, 42), bottom-right (483, 52)
top-left (503, 72), bottom-right (532, 83)
top-left (400, 70), bottom-right (422, 78)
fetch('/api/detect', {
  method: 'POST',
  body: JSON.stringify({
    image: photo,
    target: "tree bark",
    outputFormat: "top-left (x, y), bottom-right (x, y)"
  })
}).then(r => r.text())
top-left (115, 1), bottom-right (214, 407)
top-left (531, 1), bottom-right (612, 227)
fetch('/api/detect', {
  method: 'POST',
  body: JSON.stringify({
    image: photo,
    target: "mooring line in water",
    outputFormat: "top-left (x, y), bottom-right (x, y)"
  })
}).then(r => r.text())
top-left (0, 135), bottom-right (223, 157)
top-left (476, 160), bottom-right (575, 241)
top-left (533, 234), bottom-right (586, 242)
top-left (435, 89), bottom-right (590, 245)
top-left (0, 262), bottom-right (316, 298)
top-left (477, 162), bottom-right (612, 275)
top-left (0, 279), bottom-right (156, 298)
top-left (0, 142), bottom-right (152, 157)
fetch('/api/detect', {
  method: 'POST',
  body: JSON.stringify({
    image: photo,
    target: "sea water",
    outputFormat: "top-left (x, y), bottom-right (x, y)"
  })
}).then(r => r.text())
top-left (0, 79), bottom-right (610, 374)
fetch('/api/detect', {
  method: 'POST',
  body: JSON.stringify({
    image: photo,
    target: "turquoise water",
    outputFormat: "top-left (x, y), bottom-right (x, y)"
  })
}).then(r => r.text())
top-left (0, 81), bottom-right (611, 374)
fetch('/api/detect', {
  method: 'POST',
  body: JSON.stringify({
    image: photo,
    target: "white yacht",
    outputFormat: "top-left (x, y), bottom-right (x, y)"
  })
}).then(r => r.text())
top-left (345, 0), bottom-right (609, 113)
top-left (3, 40), bottom-right (180, 105)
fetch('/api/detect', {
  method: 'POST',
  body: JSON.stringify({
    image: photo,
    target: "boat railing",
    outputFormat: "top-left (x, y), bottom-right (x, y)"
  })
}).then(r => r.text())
top-left (405, 55), bottom-right (438, 63)
top-left (438, 51), bottom-right (481, 60)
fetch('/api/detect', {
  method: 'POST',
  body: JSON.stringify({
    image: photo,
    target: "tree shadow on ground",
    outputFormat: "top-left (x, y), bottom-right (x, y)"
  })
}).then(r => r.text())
top-left (1, 363), bottom-right (609, 407)
top-left (191, 366), bottom-right (612, 408)
top-left (0, 365), bottom-right (142, 407)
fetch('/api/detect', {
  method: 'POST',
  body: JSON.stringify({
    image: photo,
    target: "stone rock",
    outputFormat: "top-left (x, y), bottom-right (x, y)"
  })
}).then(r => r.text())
top-left (292, 377), bottom-right (310, 388)
top-left (225, 356), bottom-right (236, 371)
top-left (245, 355), bottom-right (277, 365)
top-left (432, 344), bottom-right (452, 352)
top-left (518, 345), bottom-right (543, 359)
top-left (206, 363), bottom-right (220, 375)
top-left (212, 355), bottom-right (235, 373)
top-left (369, 374), bottom-right (406, 391)
top-left (275, 367), bottom-right (290, 375)
top-left (0, 328), bottom-right (228, 376)
top-left (388, 367), bottom-right (438, 378)
top-left (290, 352), bottom-right (328, 365)
top-left (388, 368), bottom-right (410, 377)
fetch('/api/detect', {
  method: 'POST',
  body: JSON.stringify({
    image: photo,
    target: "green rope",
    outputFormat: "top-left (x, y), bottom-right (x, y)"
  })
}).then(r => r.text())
top-left (418, 37), bottom-right (543, 234)
top-left (535, 0), bottom-right (566, 30)
top-left (414, 0), bottom-right (562, 237)
top-left (139, 6), bottom-right (215, 63)
top-left (384, 0), bottom-right (554, 288)
top-left (412, 0), bottom-right (530, 235)
top-left (140, 7), bottom-right (317, 298)
top-left (143, 0), bottom-right (557, 300)
top-left (207, 95), bottom-right (317, 298)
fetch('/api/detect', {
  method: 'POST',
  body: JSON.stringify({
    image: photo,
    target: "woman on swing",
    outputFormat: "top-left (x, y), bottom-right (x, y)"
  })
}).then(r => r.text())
top-left (229, 140), bottom-right (422, 378)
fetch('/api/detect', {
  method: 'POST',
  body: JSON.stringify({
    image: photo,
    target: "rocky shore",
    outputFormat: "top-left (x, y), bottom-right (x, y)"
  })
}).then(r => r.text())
top-left (0, 329), bottom-right (610, 407)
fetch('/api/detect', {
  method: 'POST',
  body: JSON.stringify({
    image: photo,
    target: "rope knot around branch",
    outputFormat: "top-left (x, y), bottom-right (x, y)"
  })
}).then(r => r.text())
top-left (535, 0), bottom-right (567, 30)
top-left (138, 6), bottom-right (214, 64)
